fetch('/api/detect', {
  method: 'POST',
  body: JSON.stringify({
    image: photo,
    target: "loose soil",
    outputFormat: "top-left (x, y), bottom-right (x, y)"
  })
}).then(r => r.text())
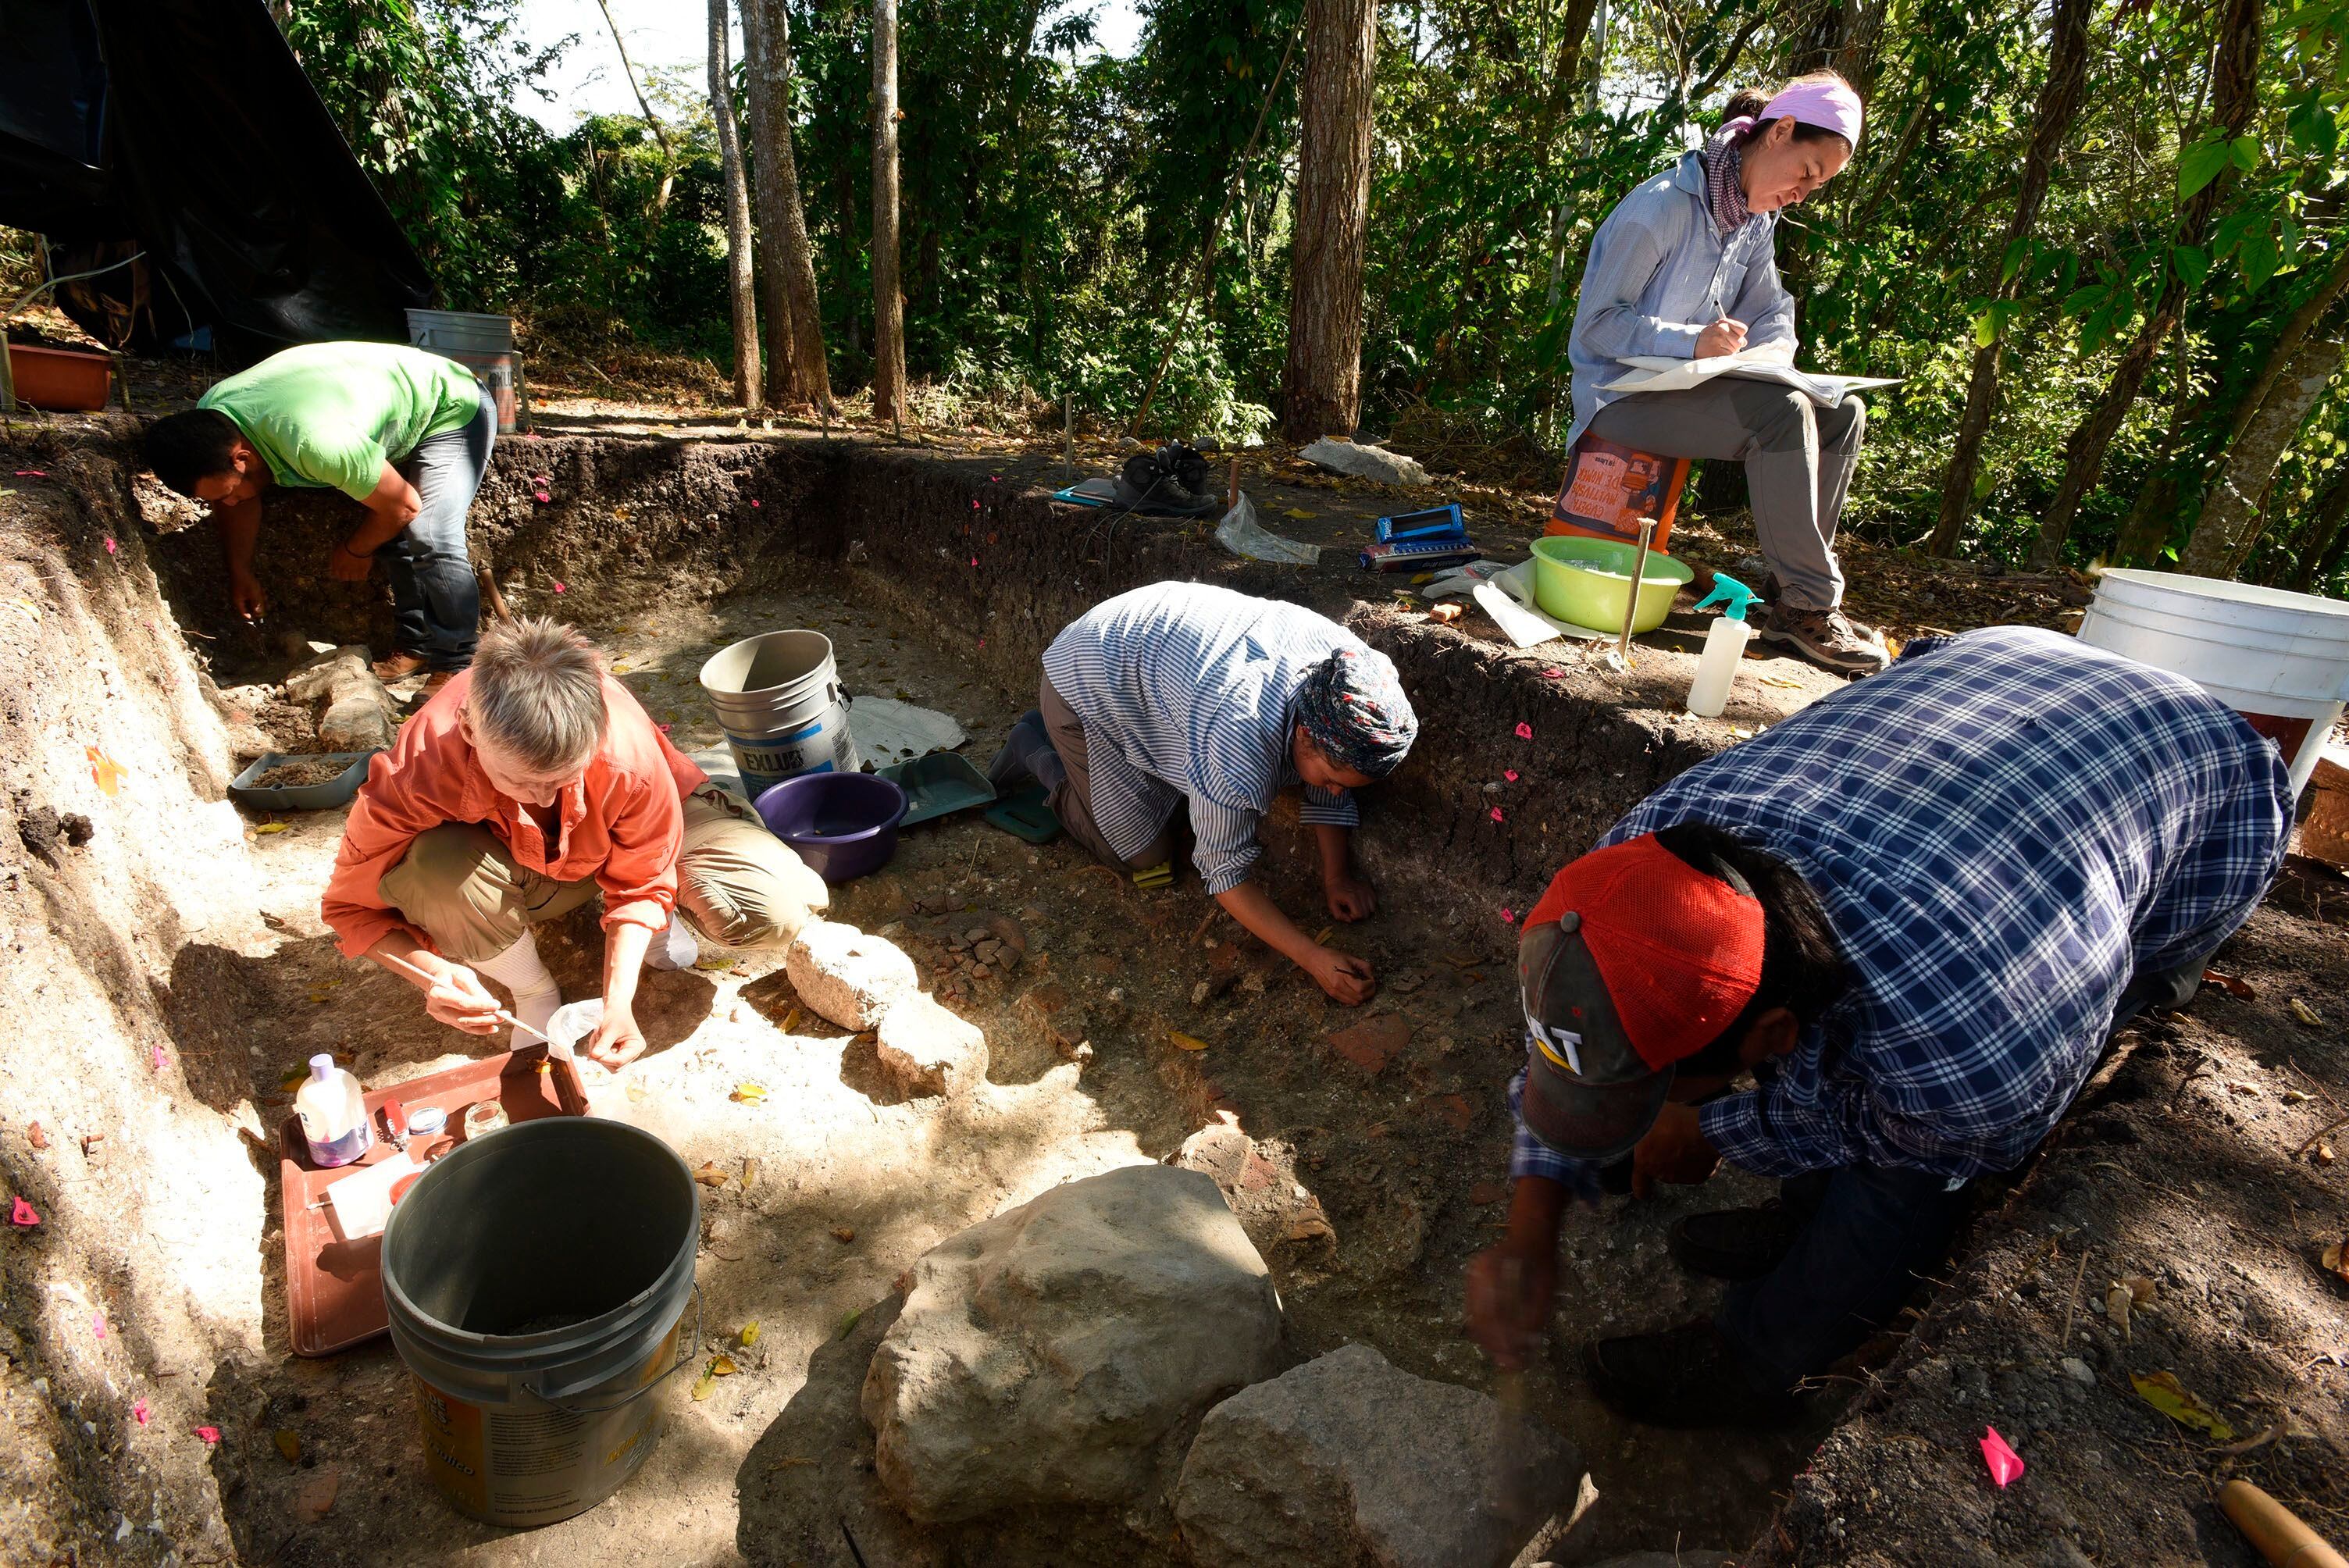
top-left (1, 390), bottom-right (2344, 1566)
top-left (247, 760), bottom-right (355, 791)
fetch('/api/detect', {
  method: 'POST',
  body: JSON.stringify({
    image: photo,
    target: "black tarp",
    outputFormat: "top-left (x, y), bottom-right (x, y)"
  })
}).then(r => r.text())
top-left (0, 0), bottom-right (433, 353)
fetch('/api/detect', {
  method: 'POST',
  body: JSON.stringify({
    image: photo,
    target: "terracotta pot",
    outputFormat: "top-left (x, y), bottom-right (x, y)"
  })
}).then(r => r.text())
top-left (6, 342), bottom-right (112, 412)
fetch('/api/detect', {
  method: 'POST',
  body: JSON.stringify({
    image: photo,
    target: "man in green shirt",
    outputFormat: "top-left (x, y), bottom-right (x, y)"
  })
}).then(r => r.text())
top-left (144, 341), bottom-right (497, 686)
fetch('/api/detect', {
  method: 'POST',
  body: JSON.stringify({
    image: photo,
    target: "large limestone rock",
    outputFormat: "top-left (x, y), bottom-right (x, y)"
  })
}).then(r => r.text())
top-left (861, 1165), bottom-right (1282, 1523)
top-left (785, 920), bottom-right (918, 1030)
top-left (1299, 437), bottom-right (1431, 486)
top-left (1174, 1343), bottom-right (1580, 1568)
top-left (875, 994), bottom-right (988, 1099)
top-left (283, 644), bottom-right (400, 753)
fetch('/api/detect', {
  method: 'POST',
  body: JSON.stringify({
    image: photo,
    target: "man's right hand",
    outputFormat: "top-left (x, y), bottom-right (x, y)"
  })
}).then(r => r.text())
top-left (1304, 945), bottom-right (1376, 1005)
top-left (415, 960), bottom-right (503, 1035)
top-left (228, 568), bottom-right (267, 623)
top-left (1694, 315), bottom-right (1749, 358)
top-left (1466, 1242), bottom-right (1556, 1372)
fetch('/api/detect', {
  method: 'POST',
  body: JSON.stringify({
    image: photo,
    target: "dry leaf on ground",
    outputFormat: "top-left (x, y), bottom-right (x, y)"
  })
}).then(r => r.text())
top-left (693, 1161), bottom-right (729, 1188)
top-left (2130, 1370), bottom-right (2236, 1441)
top-left (2290, 998), bottom-right (2325, 1027)
top-left (1168, 1031), bottom-right (1210, 1053)
top-left (272, 1428), bottom-right (301, 1463)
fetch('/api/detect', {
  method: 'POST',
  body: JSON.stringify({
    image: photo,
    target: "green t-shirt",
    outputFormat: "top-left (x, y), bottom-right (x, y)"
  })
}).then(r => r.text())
top-left (197, 341), bottom-right (485, 501)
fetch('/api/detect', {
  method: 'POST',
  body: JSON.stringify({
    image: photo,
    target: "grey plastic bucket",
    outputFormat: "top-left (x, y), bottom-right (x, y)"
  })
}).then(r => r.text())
top-left (406, 308), bottom-right (526, 435)
top-left (381, 1118), bottom-right (700, 1527)
top-left (699, 629), bottom-right (861, 797)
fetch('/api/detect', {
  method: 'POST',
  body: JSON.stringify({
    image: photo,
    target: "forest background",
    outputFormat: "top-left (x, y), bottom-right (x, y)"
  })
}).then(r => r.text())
top-left (15, 0), bottom-right (2349, 587)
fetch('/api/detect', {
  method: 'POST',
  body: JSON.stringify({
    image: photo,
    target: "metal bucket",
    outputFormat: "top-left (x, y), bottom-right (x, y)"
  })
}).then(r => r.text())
top-left (699, 629), bottom-right (861, 798)
top-left (382, 1119), bottom-right (700, 1527)
top-left (407, 308), bottom-right (527, 435)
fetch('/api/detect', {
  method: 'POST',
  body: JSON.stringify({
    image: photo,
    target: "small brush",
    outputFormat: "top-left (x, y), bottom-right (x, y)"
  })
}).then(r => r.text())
top-left (373, 950), bottom-right (551, 1043)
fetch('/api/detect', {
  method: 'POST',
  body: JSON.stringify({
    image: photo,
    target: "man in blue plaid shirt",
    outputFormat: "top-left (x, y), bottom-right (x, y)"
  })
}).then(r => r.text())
top-left (1465, 625), bottom-right (2293, 1427)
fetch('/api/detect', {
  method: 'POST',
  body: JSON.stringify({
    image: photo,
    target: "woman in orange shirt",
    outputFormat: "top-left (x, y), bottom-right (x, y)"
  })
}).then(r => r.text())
top-left (321, 618), bottom-right (826, 1065)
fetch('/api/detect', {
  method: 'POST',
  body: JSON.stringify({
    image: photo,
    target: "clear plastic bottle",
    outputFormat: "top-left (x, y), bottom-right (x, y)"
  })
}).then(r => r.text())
top-left (1685, 573), bottom-right (1758, 718)
top-left (295, 1053), bottom-right (372, 1168)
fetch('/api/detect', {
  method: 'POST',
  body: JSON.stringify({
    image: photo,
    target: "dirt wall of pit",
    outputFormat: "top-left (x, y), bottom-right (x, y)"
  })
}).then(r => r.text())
top-left (0, 427), bottom-right (276, 1564)
top-left (128, 428), bottom-right (1729, 930)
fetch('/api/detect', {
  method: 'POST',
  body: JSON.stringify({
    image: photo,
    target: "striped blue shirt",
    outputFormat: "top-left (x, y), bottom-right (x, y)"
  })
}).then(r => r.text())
top-left (1510, 625), bottom-right (2293, 1185)
top-left (1041, 582), bottom-right (1370, 894)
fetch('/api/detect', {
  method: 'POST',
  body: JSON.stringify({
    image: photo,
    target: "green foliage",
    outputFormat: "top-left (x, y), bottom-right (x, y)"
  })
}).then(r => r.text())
top-left (276, 0), bottom-right (2349, 583)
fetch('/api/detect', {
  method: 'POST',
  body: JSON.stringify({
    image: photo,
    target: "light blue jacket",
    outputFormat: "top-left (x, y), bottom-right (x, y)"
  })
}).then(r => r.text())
top-left (1565, 149), bottom-right (1798, 449)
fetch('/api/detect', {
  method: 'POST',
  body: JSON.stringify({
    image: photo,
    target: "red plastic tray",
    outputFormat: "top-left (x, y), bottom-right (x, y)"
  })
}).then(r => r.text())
top-left (279, 1046), bottom-right (588, 1356)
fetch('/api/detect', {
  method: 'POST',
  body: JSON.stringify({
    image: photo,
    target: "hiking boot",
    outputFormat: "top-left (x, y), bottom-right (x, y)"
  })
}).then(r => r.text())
top-left (1757, 604), bottom-right (1890, 675)
top-left (1670, 1201), bottom-right (1806, 1281)
top-left (372, 650), bottom-right (429, 682)
top-left (986, 710), bottom-right (1050, 792)
top-left (1582, 1320), bottom-right (1806, 1429)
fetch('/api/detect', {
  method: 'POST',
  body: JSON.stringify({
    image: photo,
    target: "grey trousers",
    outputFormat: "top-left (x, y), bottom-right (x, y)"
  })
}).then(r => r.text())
top-left (1038, 677), bottom-right (1178, 871)
top-left (1590, 380), bottom-right (1866, 612)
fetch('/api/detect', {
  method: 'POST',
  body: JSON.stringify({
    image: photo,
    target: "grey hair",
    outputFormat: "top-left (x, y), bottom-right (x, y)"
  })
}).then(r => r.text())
top-left (467, 617), bottom-right (608, 773)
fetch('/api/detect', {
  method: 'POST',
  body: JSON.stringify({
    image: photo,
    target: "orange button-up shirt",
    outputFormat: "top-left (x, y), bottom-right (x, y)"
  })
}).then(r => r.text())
top-left (321, 671), bottom-right (710, 958)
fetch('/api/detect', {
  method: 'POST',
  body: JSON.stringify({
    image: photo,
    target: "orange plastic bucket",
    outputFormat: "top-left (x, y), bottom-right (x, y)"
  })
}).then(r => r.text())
top-left (1549, 433), bottom-right (1689, 551)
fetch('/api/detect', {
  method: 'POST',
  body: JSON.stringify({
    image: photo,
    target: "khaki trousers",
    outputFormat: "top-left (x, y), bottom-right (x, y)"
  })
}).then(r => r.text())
top-left (378, 786), bottom-right (828, 963)
top-left (1039, 676), bottom-right (1178, 871)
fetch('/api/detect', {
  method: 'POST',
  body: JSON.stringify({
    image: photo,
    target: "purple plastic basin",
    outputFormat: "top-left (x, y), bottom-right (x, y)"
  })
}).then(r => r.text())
top-left (752, 772), bottom-right (908, 884)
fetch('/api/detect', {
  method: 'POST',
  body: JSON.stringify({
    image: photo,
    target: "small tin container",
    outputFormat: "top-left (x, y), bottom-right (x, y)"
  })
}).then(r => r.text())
top-left (407, 1105), bottom-right (448, 1136)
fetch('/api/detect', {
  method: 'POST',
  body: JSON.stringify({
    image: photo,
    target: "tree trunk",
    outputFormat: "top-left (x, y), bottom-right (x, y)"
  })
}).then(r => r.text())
top-left (708, 0), bottom-right (761, 410)
top-left (737, 0), bottom-right (800, 404)
top-left (1281, 0), bottom-right (1378, 441)
top-left (2286, 462), bottom-right (2349, 591)
top-left (751, 0), bottom-right (836, 411)
top-left (594, 0), bottom-right (677, 210)
top-left (2178, 337), bottom-right (2345, 575)
top-left (2026, 0), bottom-right (2263, 568)
top-left (872, 0), bottom-right (908, 426)
top-left (1925, 0), bottom-right (2093, 557)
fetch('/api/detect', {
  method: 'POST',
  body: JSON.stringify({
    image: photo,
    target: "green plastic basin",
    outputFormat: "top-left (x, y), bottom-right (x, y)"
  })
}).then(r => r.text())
top-left (1530, 536), bottom-right (1694, 634)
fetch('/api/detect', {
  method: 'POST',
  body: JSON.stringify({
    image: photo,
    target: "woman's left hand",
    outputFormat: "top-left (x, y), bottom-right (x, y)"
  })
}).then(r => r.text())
top-left (586, 1003), bottom-right (648, 1067)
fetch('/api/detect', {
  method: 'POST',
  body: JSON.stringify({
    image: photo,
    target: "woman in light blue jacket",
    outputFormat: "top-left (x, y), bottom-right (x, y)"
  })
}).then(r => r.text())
top-left (1567, 70), bottom-right (1884, 673)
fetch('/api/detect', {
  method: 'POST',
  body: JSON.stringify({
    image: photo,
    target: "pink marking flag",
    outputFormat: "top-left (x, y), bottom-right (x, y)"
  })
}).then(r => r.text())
top-left (1980, 1427), bottom-right (2025, 1488)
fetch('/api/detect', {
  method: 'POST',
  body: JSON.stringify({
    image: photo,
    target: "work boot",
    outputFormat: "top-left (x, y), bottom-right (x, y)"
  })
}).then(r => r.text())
top-left (986, 710), bottom-right (1050, 793)
top-left (1756, 604), bottom-right (1890, 675)
top-left (1669, 1200), bottom-right (1806, 1281)
top-left (1582, 1321), bottom-right (1806, 1429)
top-left (372, 650), bottom-right (429, 682)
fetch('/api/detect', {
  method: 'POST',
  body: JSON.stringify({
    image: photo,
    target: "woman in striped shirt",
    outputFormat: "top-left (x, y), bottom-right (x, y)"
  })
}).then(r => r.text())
top-left (990, 582), bottom-right (1419, 1003)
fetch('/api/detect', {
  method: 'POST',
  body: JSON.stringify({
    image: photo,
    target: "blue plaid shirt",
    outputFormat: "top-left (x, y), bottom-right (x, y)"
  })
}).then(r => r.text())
top-left (1510, 625), bottom-right (2293, 1186)
top-left (1041, 582), bottom-right (1368, 894)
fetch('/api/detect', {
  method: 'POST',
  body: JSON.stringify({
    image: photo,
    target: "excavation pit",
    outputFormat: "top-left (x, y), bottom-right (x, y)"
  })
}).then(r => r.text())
top-left (2, 414), bottom-right (2344, 1565)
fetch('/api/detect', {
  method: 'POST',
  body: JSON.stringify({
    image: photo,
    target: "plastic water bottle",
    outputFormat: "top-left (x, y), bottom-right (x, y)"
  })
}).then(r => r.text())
top-left (295, 1054), bottom-right (372, 1168)
top-left (1684, 573), bottom-right (1758, 718)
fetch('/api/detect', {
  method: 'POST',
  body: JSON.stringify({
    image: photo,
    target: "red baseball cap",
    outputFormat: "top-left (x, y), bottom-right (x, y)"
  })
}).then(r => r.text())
top-left (1517, 833), bottom-right (1766, 1160)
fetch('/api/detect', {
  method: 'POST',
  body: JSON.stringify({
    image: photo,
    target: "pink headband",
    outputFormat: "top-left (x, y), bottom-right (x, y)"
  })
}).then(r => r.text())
top-left (1757, 80), bottom-right (1864, 146)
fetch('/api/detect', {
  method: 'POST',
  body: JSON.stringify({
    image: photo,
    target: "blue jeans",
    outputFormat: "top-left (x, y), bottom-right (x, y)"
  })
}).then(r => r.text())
top-left (1716, 1164), bottom-right (1969, 1392)
top-left (1716, 952), bottom-right (2209, 1391)
top-left (381, 385), bottom-right (493, 670)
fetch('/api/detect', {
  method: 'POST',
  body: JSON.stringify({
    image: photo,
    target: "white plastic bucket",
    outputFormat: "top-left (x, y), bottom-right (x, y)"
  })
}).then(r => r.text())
top-left (407, 308), bottom-right (526, 435)
top-left (698, 629), bottom-right (861, 797)
top-left (2076, 568), bottom-right (2349, 796)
